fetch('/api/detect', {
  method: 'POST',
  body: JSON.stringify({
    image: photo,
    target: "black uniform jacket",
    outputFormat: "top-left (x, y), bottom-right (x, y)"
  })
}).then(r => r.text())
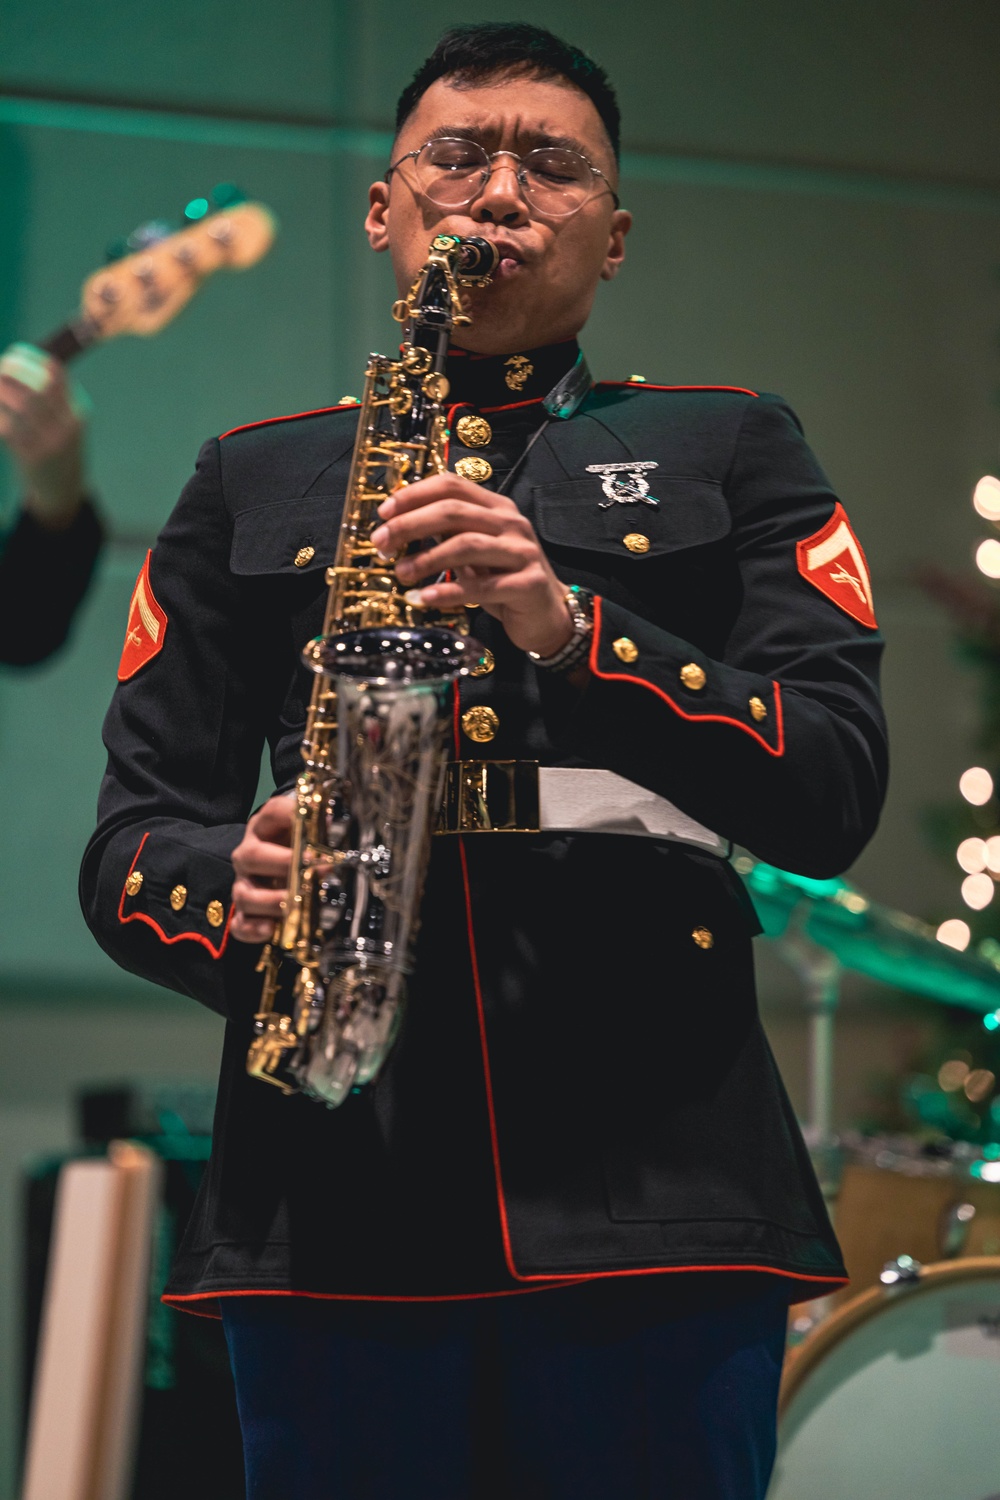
top-left (80, 341), bottom-right (887, 1312)
top-left (0, 499), bottom-right (103, 665)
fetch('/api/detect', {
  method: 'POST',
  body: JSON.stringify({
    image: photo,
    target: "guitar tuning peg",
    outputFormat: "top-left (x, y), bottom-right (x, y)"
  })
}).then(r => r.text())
top-left (126, 220), bottom-right (175, 253)
top-left (210, 182), bottom-right (246, 208)
top-left (105, 238), bottom-right (129, 264)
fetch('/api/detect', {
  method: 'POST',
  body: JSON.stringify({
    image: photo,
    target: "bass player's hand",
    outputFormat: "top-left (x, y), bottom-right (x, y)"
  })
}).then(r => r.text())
top-left (0, 344), bottom-right (88, 529)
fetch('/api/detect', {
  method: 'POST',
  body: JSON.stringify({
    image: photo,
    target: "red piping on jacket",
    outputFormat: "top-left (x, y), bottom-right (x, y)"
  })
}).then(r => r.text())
top-left (162, 1260), bottom-right (848, 1319)
top-left (587, 597), bottom-right (785, 758)
top-left (117, 832), bottom-right (232, 959)
top-left (219, 401), bottom-right (360, 441)
top-left (480, 396), bottom-right (545, 415)
top-left (595, 382), bottom-right (760, 397)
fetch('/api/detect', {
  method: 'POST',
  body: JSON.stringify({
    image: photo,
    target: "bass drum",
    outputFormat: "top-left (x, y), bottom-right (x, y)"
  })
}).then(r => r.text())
top-left (768, 1258), bottom-right (1000, 1500)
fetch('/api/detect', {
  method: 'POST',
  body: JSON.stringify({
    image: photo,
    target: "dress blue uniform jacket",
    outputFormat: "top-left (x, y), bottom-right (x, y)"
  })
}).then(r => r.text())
top-left (79, 341), bottom-right (887, 1312)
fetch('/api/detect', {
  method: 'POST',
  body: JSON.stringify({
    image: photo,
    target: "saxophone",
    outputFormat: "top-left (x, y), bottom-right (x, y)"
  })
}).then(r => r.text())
top-left (246, 233), bottom-right (499, 1106)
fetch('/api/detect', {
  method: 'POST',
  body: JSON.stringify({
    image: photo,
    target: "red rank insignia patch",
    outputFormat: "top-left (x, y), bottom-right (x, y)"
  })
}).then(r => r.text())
top-left (796, 503), bottom-right (877, 629)
top-left (118, 551), bottom-right (168, 680)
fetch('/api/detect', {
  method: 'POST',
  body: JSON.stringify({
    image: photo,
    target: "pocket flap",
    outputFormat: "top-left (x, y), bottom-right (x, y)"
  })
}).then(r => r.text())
top-left (230, 496), bottom-right (340, 577)
top-left (532, 477), bottom-right (731, 557)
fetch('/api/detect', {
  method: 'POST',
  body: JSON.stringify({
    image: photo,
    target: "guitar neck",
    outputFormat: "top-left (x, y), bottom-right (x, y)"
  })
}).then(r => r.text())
top-left (39, 317), bottom-right (100, 365)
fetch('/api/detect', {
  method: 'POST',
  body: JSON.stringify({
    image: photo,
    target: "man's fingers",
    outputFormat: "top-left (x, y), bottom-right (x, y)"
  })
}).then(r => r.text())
top-left (372, 500), bottom-right (510, 558)
top-left (248, 794), bottom-right (296, 844)
top-left (231, 877), bottom-right (286, 917)
top-left (231, 912), bottom-right (277, 945)
top-left (397, 534), bottom-right (528, 583)
top-left (232, 838), bottom-right (292, 881)
top-left (378, 473), bottom-right (506, 520)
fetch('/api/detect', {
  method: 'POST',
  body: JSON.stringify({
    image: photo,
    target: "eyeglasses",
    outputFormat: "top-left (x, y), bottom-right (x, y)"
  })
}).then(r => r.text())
top-left (386, 137), bottom-right (620, 218)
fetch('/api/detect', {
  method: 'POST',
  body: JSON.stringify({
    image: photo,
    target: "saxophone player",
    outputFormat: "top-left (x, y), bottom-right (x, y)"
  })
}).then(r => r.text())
top-left (81, 22), bottom-right (887, 1500)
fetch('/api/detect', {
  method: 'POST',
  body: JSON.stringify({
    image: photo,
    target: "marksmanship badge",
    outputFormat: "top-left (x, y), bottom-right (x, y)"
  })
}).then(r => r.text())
top-left (585, 461), bottom-right (660, 509)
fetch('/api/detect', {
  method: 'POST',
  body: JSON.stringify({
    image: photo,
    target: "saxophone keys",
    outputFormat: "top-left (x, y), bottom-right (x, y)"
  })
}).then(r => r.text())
top-left (422, 372), bottom-right (449, 402)
top-left (401, 345), bottom-right (432, 374)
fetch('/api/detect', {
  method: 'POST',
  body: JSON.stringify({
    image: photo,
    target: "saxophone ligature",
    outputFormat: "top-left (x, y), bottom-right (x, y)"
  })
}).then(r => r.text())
top-left (247, 233), bottom-right (499, 1106)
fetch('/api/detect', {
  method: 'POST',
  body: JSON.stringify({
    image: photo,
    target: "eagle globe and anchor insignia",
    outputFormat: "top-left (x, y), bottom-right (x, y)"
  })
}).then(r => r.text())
top-left (585, 460), bottom-right (660, 509)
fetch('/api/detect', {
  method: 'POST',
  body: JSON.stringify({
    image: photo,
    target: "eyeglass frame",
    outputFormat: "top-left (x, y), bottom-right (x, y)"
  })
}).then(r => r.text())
top-left (384, 137), bottom-right (621, 216)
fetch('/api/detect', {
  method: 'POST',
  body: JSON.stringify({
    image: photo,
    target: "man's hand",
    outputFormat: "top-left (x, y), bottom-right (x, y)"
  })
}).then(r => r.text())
top-left (0, 343), bottom-right (87, 529)
top-left (230, 793), bottom-right (294, 944)
top-left (370, 474), bottom-right (575, 659)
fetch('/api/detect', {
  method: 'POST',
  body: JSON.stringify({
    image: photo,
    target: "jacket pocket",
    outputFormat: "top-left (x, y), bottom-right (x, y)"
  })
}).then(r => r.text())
top-left (230, 495), bottom-right (342, 578)
top-left (531, 476), bottom-right (731, 559)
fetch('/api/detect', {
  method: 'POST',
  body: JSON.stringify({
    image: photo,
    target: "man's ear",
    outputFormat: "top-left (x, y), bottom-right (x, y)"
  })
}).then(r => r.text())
top-left (600, 208), bottom-right (632, 282)
top-left (366, 182), bottom-right (391, 251)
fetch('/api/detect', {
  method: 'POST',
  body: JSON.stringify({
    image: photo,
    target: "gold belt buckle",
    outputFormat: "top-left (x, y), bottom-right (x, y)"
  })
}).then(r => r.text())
top-left (436, 760), bottom-right (541, 834)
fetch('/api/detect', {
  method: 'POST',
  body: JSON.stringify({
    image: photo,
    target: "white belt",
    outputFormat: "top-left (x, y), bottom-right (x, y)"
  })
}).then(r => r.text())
top-left (437, 760), bottom-right (727, 856)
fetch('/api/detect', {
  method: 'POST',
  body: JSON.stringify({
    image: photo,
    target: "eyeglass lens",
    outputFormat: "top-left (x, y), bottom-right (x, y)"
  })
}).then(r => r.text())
top-left (413, 139), bottom-right (599, 216)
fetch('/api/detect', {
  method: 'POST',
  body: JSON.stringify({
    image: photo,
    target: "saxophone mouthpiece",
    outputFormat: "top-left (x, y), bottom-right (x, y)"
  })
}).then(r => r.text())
top-left (458, 237), bottom-right (500, 278)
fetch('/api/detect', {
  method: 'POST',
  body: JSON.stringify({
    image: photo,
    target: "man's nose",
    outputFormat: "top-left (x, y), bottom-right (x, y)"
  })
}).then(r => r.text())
top-left (470, 156), bottom-right (530, 227)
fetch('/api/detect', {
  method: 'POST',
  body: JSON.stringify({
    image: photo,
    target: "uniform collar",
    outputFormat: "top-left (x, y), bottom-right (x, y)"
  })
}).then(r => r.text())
top-left (444, 339), bottom-right (581, 410)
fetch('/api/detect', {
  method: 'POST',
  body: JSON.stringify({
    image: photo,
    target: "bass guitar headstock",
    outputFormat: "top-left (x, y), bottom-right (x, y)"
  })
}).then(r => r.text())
top-left (71, 189), bottom-right (277, 349)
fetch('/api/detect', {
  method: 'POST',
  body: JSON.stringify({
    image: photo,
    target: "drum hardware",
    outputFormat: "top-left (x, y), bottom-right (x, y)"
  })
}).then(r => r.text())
top-left (941, 1199), bottom-right (977, 1257)
top-left (878, 1252), bottom-right (922, 1288)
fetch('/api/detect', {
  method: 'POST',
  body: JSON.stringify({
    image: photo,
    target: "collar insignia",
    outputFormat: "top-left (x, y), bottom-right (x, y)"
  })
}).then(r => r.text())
top-left (504, 354), bottom-right (534, 391)
top-left (585, 461), bottom-right (660, 509)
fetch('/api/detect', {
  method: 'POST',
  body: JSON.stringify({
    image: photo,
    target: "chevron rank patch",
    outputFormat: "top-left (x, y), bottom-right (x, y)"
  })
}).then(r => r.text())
top-left (118, 551), bottom-right (168, 680)
top-left (796, 503), bottom-right (877, 629)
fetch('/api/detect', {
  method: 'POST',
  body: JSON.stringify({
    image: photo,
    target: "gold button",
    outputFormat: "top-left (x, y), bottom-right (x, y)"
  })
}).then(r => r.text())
top-left (124, 871), bottom-right (143, 897)
top-left (692, 926), bottom-right (714, 950)
top-left (613, 637), bottom-right (639, 664)
top-left (170, 884), bottom-right (188, 912)
top-left (468, 648), bottom-right (495, 677)
top-left (455, 415), bottom-right (492, 448)
top-left (748, 696), bottom-right (767, 722)
top-left (680, 662), bottom-right (706, 691)
top-left (455, 456), bottom-right (493, 484)
top-left (294, 546), bottom-right (315, 568)
top-left (461, 705), bottom-right (499, 743)
top-left (623, 533), bottom-right (650, 554)
top-left (206, 900), bottom-right (225, 928)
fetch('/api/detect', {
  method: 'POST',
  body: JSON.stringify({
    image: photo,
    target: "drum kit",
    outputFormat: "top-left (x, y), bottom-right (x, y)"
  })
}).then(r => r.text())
top-left (739, 861), bottom-right (1000, 1499)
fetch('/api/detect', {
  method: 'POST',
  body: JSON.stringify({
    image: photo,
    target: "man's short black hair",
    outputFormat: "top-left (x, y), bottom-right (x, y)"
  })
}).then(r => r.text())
top-left (395, 23), bottom-right (621, 161)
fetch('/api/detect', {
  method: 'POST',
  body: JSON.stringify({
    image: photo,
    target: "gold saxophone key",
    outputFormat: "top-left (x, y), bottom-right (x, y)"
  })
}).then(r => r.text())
top-left (455, 456), bottom-right (493, 483)
top-left (423, 372), bottom-right (449, 402)
top-left (294, 546), bottom-right (316, 568)
top-left (170, 884), bottom-right (188, 912)
top-left (468, 648), bottom-right (495, 677)
top-left (623, 533), bottom-right (650, 554)
top-left (680, 662), bottom-right (706, 691)
top-left (455, 415), bottom-right (492, 448)
top-left (461, 705), bottom-right (499, 743)
top-left (691, 926), bottom-right (714, 950)
top-left (612, 637), bottom-right (639, 664)
top-left (748, 696), bottom-right (767, 722)
top-left (206, 900), bottom-right (226, 928)
top-left (124, 870), bottom-right (144, 897)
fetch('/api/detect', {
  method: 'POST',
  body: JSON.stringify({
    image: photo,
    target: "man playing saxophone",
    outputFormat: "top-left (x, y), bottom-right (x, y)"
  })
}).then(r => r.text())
top-left (81, 22), bottom-right (887, 1499)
